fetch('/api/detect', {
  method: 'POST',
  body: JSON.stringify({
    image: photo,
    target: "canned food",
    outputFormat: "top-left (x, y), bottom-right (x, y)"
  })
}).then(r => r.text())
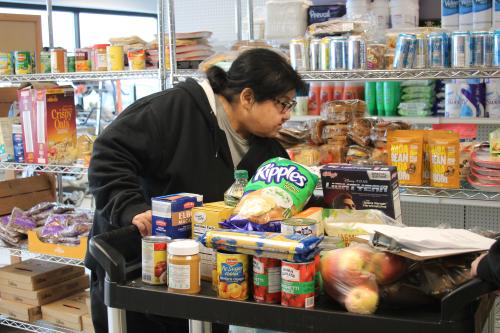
top-left (309, 38), bottom-right (322, 71)
top-left (12, 51), bottom-right (33, 74)
top-left (314, 254), bottom-right (321, 297)
top-left (290, 38), bottom-right (309, 71)
top-left (75, 48), bottom-right (91, 72)
top-left (320, 37), bottom-right (332, 71)
top-left (12, 124), bottom-right (24, 163)
top-left (330, 37), bottom-right (348, 70)
top-left (67, 54), bottom-right (76, 72)
top-left (50, 48), bottom-right (67, 73)
top-left (471, 31), bottom-right (492, 67)
top-left (393, 34), bottom-right (416, 69)
top-left (494, 30), bottom-right (500, 67)
top-left (94, 44), bottom-right (109, 71)
top-left (451, 32), bottom-right (472, 68)
top-left (127, 49), bottom-right (146, 70)
top-left (347, 36), bottom-right (366, 70)
top-left (107, 45), bottom-right (124, 71)
top-left (0, 52), bottom-right (12, 75)
top-left (40, 48), bottom-right (51, 73)
top-left (253, 257), bottom-right (281, 304)
top-left (216, 251), bottom-right (248, 300)
top-left (428, 32), bottom-right (449, 68)
top-left (142, 236), bottom-right (170, 285)
top-left (281, 260), bottom-right (315, 308)
top-left (281, 218), bottom-right (321, 237)
top-left (414, 34), bottom-right (428, 69)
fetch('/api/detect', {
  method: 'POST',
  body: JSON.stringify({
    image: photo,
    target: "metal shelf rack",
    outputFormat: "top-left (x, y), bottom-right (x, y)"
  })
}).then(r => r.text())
top-left (0, 162), bottom-right (88, 175)
top-left (0, 243), bottom-right (85, 267)
top-left (0, 316), bottom-right (82, 333)
top-left (0, 70), bottom-right (160, 83)
top-left (298, 68), bottom-right (500, 81)
top-left (400, 186), bottom-right (500, 208)
top-left (370, 116), bottom-right (500, 125)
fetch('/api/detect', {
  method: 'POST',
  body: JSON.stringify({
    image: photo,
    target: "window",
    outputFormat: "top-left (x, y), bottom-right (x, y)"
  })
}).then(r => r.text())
top-left (0, 7), bottom-right (75, 50)
top-left (79, 13), bottom-right (157, 47)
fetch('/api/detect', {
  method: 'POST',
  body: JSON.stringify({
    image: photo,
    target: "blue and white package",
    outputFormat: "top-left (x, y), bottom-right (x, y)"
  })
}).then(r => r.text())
top-left (495, 0), bottom-right (500, 28)
top-left (307, 5), bottom-right (346, 25)
top-left (151, 193), bottom-right (200, 238)
top-left (473, 0), bottom-right (493, 30)
top-left (460, 0), bottom-right (474, 30)
top-left (486, 78), bottom-right (500, 117)
top-left (442, 0), bottom-right (460, 30)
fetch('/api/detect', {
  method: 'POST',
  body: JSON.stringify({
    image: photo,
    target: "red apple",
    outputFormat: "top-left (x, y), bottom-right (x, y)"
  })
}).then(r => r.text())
top-left (344, 284), bottom-right (379, 315)
top-left (368, 252), bottom-right (408, 285)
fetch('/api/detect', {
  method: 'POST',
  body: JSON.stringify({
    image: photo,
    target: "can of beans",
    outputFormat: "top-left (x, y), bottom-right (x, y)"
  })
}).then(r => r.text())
top-left (281, 260), bottom-right (315, 308)
top-left (253, 257), bottom-right (281, 304)
top-left (142, 236), bottom-right (170, 285)
top-left (12, 51), bottom-right (33, 74)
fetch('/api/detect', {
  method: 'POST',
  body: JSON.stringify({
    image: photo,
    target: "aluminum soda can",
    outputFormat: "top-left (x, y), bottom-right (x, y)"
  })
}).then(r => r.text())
top-left (472, 31), bottom-right (493, 67)
top-left (329, 36), bottom-right (348, 70)
top-left (347, 36), bottom-right (366, 70)
top-left (494, 30), bottom-right (500, 67)
top-left (290, 38), bottom-right (309, 71)
top-left (451, 31), bottom-right (472, 68)
top-left (393, 33), bottom-right (416, 69)
top-left (320, 37), bottom-right (332, 70)
top-left (428, 32), bottom-right (449, 68)
top-left (414, 34), bottom-right (428, 69)
top-left (309, 38), bottom-right (322, 71)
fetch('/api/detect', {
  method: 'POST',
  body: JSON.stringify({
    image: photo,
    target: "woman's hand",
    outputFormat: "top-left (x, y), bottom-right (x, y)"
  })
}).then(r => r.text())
top-left (132, 210), bottom-right (152, 236)
top-left (471, 252), bottom-right (488, 277)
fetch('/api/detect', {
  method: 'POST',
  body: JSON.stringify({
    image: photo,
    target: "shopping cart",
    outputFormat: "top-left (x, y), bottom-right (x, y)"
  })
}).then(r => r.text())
top-left (89, 225), bottom-right (497, 333)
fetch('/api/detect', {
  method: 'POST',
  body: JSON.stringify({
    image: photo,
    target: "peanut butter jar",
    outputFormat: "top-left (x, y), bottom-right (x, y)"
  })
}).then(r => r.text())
top-left (167, 240), bottom-right (201, 294)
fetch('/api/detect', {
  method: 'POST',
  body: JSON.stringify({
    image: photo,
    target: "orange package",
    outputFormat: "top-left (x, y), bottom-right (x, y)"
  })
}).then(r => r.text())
top-left (428, 132), bottom-right (460, 189)
top-left (387, 130), bottom-right (424, 186)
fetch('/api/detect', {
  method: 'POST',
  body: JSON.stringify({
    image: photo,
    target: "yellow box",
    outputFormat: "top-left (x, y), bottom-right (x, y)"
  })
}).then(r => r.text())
top-left (191, 205), bottom-right (233, 281)
top-left (28, 228), bottom-right (87, 260)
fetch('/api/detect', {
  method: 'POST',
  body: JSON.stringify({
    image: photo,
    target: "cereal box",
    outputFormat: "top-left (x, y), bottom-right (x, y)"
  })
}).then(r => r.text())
top-left (191, 204), bottom-right (233, 281)
top-left (35, 86), bottom-right (76, 164)
top-left (152, 193), bottom-right (201, 239)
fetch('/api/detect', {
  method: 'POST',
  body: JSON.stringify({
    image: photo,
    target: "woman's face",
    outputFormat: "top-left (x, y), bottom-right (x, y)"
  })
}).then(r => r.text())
top-left (241, 89), bottom-right (295, 138)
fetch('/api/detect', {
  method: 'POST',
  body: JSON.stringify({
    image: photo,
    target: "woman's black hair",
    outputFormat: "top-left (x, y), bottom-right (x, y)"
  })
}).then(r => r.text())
top-left (206, 48), bottom-right (306, 103)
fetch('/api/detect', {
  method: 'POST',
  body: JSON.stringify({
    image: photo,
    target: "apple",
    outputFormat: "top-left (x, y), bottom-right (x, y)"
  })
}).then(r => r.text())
top-left (368, 252), bottom-right (407, 285)
top-left (344, 284), bottom-right (379, 315)
top-left (321, 247), bottom-right (374, 288)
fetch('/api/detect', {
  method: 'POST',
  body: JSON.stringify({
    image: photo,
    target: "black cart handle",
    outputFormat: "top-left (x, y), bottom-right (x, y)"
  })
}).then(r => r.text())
top-left (441, 278), bottom-right (497, 321)
top-left (89, 225), bottom-right (142, 284)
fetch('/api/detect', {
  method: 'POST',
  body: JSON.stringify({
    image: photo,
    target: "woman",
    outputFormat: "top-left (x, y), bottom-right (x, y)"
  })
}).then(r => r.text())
top-left (471, 239), bottom-right (500, 287)
top-left (86, 48), bottom-right (305, 332)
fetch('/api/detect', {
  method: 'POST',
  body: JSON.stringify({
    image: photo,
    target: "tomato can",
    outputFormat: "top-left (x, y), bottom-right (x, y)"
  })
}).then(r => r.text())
top-left (281, 260), bottom-right (315, 308)
top-left (253, 257), bottom-right (281, 304)
top-left (216, 251), bottom-right (248, 300)
top-left (142, 236), bottom-right (170, 285)
top-left (50, 48), bottom-right (67, 73)
top-left (75, 48), bottom-right (91, 72)
top-left (314, 254), bottom-right (322, 297)
top-left (107, 45), bottom-right (124, 71)
top-left (0, 52), bottom-right (12, 75)
top-left (127, 49), bottom-right (146, 70)
top-left (12, 51), bottom-right (33, 74)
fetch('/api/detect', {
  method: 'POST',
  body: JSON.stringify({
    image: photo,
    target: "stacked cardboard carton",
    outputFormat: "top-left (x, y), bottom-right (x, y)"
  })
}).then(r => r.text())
top-left (42, 291), bottom-right (91, 331)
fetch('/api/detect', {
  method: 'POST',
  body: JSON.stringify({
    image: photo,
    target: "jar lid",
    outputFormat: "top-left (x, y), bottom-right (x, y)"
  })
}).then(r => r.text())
top-left (168, 240), bottom-right (199, 256)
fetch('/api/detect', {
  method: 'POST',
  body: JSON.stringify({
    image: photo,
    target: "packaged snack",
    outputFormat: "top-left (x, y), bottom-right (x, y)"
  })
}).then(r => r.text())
top-left (7, 207), bottom-right (36, 234)
top-left (428, 132), bottom-right (461, 188)
top-left (345, 145), bottom-right (372, 164)
top-left (225, 158), bottom-right (318, 231)
top-left (322, 124), bottom-right (349, 141)
top-left (491, 129), bottom-right (500, 154)
top-left (199, 229), bottom-right (323, 255)
top-left (319, 144), bottom-right (345, 164)
top-left (387, 130), bottom-right (424, 186)
top-left (367, 44), bottom-right (386, 70)
top-left (287, 145), bottom-right (322, 166)
top-left (311, 120), bottom-right (327, 145)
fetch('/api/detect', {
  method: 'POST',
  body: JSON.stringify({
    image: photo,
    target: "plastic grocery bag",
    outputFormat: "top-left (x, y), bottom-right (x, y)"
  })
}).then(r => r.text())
top-left (222, 158), bottom-right (318, 232)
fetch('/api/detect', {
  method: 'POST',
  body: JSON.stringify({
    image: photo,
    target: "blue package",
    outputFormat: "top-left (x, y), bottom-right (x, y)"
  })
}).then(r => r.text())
top-left (308, 5), bottom-right (346, 25)
top-left (151, 193), bottom-right (200, 239)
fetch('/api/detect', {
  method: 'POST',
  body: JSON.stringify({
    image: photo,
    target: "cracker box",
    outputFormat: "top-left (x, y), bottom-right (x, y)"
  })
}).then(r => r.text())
top-left (152, 193), bottom-right (201, 239)
top-left (320, 164), bottom-right (402, 223)
top-left (191, 204), bottom-right (234, 281)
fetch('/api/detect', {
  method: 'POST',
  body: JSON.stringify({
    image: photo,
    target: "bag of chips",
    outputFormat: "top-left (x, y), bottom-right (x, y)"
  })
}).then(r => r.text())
top-left (387, 130), bottom-right (424, 186)
top-left (222, 158), bottom-right (319, 231)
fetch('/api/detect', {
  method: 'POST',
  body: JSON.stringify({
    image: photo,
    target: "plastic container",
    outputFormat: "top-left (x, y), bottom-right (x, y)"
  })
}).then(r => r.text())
top-left (442, 0), bottom-right (460, 30)
top-left (224, 170), bottom-right (249, 207)
top-left (333, 81), bottom-right (344, 100)
top-left (485, 78), bottom-right (500, 118)
top-left (308, 82), bottom-right (321, 115)
top-left (265, 0), bottom-right (309, 41)
top-left (365, 82), bottom-right (377, 116)
top-left (371, 0), bottom-right (390, 29)
top-left (470, 160), bottom-right (500, 176)
top-left (376, 81), bottom-right (386, 116)
top-left (467, 173), bottom-right (500, 191)
top-left (460, 0), bottom-right (474, 31)
top-left (383, 81), bottom-right (401, 116)
top-left (471, 149), bottom-right (500, 169)
top-left (390, 0), bottom-right (419, 28)
top-left (495, 0), bottom-right (500, 28)
top-left (167, 240), bottom-right (201, 294)
top-left (470, 168), bottom-right (500, 184)
top-left (473, 0), bottom-right (492, 31)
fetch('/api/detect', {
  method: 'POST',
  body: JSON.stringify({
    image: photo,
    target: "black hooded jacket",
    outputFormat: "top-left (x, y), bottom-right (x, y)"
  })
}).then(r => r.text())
top-left (85, 78), bottom-right (288, 271)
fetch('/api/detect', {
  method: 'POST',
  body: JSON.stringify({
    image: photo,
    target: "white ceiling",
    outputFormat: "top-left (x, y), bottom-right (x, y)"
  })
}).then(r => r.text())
top-left (0, 0), bottom-right (157, 14)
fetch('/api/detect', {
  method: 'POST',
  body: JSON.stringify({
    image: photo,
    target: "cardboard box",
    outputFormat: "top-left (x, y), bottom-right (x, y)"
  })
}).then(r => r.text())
top-left (191, 204), bottom-right (233, 280)
top-left (321, 164), bottom-right (402, 223)
top-left (0, 87), bottom-right (18, 117)
top-left (42, 292), bottom-right (89, 331)
top-left (82, 313), bottom-right (95, 333)
top-left (0, 174), bottom-right (56, 216)
top-left (152, 193), bottom-right (199, 238)
top-left (28, 227), bottom-right (88, 260)
top-left (1, 274), bottom-right (89, 306)
top-left (0, 298), bottom-right (41, 322)
top-left (0, 259), bottom-right (84, 291)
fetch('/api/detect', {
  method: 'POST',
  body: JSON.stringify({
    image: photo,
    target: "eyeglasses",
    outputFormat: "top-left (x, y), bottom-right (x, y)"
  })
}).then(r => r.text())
top-left (273, 98), bottom-right (297, 114)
